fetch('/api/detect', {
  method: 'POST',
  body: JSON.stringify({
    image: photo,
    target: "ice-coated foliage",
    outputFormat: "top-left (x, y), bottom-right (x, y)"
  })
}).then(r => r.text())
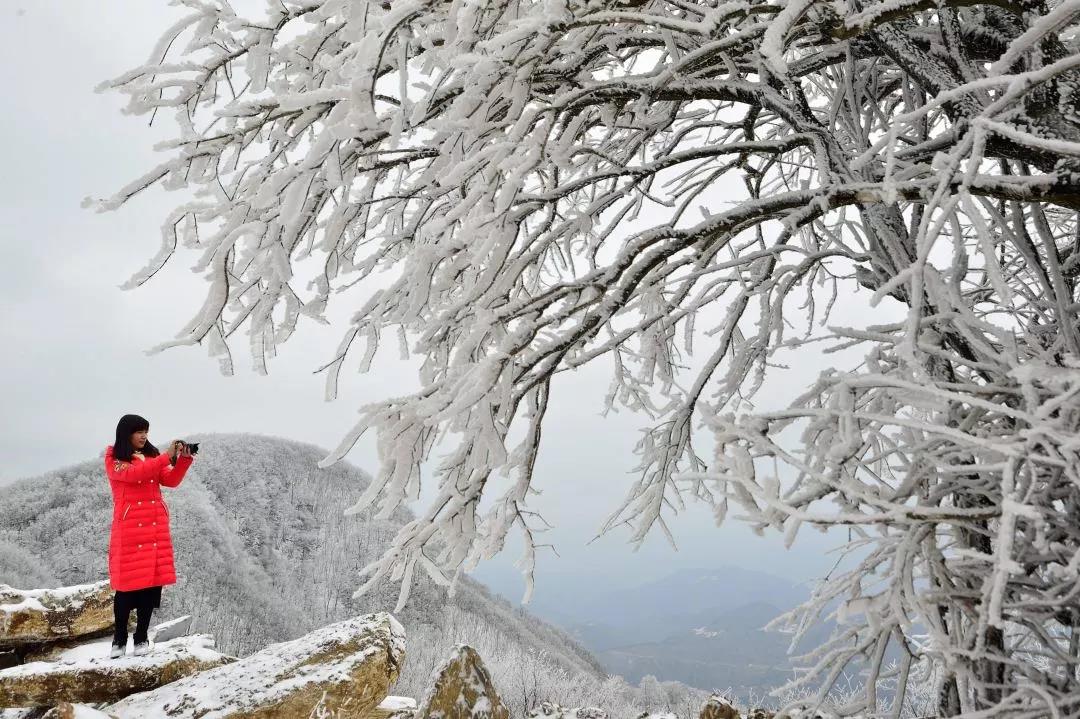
top-left (91, 1), bottom-right (1080, 716)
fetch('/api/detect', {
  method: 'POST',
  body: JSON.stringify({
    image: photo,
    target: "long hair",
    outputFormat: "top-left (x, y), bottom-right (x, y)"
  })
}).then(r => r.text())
top-left (113, 414), bottom-right (161, 461)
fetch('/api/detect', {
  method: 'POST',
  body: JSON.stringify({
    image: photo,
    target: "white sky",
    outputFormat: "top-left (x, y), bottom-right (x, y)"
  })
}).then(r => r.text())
top-left (0, 1), bottom-right (879, 596)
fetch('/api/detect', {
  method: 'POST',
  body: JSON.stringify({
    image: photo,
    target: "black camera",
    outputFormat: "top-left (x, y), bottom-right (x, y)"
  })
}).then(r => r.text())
top-left (181, 441), bottom-right (200, 455)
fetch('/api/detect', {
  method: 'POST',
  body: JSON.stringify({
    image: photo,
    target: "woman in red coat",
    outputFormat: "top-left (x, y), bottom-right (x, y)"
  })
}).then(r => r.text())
top-left (104, 414), bottom-right (194, 658)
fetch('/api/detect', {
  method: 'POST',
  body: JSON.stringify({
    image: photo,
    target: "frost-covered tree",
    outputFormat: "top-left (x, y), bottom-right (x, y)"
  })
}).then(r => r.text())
top-left (91, 0), bottom-right (1080, 715)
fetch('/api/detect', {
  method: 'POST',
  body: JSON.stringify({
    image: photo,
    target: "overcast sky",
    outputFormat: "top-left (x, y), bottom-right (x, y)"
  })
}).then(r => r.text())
top-left (0, 2), bottom-right (882, 599)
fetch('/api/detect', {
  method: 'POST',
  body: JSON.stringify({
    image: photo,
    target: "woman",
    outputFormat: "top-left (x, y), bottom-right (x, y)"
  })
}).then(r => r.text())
top-left (103, 414), bottom-right (194, 658)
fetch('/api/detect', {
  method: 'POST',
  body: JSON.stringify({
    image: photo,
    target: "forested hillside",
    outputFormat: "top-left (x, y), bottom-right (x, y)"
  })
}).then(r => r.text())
top-left (0, 433), bottom-right (708, 715)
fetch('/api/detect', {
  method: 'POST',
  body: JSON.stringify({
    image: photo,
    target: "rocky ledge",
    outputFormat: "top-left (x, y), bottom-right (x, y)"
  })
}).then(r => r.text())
top-left (0, 580), bottom-right (775, 718)
top-left (106, 612), bottom-right (404, 718)
top-left (0, 581), bottom-right (516, 719)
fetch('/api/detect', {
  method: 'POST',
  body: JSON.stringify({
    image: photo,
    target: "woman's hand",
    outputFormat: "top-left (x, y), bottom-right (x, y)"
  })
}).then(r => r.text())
top-left (179, 444), bottom-right (193, 458)
top-left (167, 440), bottom-right (184, 460)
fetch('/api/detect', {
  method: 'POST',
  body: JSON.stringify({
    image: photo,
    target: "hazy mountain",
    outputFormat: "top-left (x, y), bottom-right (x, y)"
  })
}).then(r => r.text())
top-left (481, 565), bottom-right (806, 640)
top-left (479, 563), bottom-right (829, 699)
top-left (581, 567), bottom-right (807, 645)
top-left (598, 600), bottom-right (830, 697)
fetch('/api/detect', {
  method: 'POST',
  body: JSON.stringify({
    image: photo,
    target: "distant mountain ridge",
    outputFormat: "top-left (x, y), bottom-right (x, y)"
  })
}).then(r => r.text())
top-left (582, 566), bottom-right (807, 645)
top-left (596, 598), bottom-right (827, 697)
top-left (0, 433), bottom-right (605, 697)
top-left (479, 562), bottom-right (830, 699)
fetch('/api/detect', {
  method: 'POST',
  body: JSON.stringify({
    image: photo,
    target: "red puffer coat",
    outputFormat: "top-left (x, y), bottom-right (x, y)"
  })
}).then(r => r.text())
top-left (104, 445), bottom-right (193, 591)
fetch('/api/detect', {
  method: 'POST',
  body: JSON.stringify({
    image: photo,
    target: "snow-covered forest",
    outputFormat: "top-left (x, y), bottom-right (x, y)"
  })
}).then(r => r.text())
top-left (84, 0), bottom-right (1080, 716)
top-left (0, 433), bottom-right (714, 717)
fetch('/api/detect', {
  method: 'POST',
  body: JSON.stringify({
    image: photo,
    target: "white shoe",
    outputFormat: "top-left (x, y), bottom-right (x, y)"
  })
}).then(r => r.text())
top-left (109, 642), bottom-right (125, 658)
top-left (133, 641), bottom-right (150, 656)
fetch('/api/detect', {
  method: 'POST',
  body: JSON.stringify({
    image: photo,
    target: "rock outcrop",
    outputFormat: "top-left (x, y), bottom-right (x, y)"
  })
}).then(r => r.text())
top-left (19, 615), bottom-right (196, 664)
top-left (0, 586), bottom-right (211, 715)
top-left (0, 583), bottom-right (114, 648)
top-left (0, 581), bottom-right (530, 719)
top-left (700, 694), bottom-right (740, 719)
top-left (105, 612), bottom-right (405, 718)
top-left (415, 644), bottom-right (510, 719)
top-left (0, 635), bottom-right (231, 707)
top-left (150, 615), bottom-right (193, 644)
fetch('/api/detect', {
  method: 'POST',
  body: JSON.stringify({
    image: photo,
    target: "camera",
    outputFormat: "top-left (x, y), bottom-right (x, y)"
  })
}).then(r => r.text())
top-left (181, 441), bottom-right (200, 455)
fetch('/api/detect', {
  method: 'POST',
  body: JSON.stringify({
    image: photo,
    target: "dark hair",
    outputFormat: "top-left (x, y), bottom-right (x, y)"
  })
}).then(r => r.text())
top-left (113, 414), bottom-right (161, 461)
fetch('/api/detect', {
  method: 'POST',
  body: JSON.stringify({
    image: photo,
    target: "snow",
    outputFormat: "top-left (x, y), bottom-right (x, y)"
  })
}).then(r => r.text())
top-left (68, 634), bottom-right (217, 664)
top-left (379, 696), bottom-right (417, 711)
top-left (0, 581), bottom-right (107, 615)
top-left (69, 707), bottom-right (113, 719)
top-left (1, 581), bottom-right (112, 644)
top-left (107, 613), bottom-right (404, 718)
top-left (41, 706), bottom-right (115, 719)
top-left (0, 634), bottom-right (225, 679)
top-left (0, 598), bottom-right (47, 615)
top-left (150, 615), bottom-right (193, 643)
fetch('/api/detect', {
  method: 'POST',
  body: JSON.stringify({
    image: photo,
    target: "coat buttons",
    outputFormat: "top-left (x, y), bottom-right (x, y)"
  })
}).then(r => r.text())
top-left (138, 501), bottom-right (142, 505)
top-left (138, 523), bottom-right (142, 527)
top-left (138, 544), bottom-right (142, 549)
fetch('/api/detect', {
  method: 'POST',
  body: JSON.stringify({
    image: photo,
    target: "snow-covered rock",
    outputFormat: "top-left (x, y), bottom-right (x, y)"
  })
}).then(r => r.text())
top-left (105, 612), bottom-right (405, 718)
top-left (0, 634), bottom-right (230, 707)
top-left (365, 695), bottom-right (417, 718)
top-left (23, 615), bottom-right (193, 664)
top-left (150, 615), bottom-right (193, 644)
top-left (415, 644), bottom-right (509, 719)
top-left (700, 693), bottom-right (740, 719)
top-left (41, 703), bottom-right (118, 719)
top-left (0, 582), bottom-right (113, 648)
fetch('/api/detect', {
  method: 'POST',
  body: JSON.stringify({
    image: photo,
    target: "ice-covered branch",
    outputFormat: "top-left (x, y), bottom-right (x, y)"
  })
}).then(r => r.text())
top-left (95, 0), bottom-right (1080, 715)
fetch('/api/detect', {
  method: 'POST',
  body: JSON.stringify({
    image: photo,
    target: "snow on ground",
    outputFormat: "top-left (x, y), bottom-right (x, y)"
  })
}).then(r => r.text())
top-left (0, 634), bottom-right (225, 678)
top-left (379, 696), bottom-right (417, 711)
top-left (107, 612), bottom-right (405, 718)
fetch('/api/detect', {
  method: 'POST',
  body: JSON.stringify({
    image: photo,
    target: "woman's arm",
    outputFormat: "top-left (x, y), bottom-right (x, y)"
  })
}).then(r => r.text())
top-left (159, 454), bottom-right (193, 488)
top-left (104, 448), bottom-right (171, 484)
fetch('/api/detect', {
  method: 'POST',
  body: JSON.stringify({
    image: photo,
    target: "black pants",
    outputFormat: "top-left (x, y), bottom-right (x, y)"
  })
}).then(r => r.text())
top-left (112, 586), bottom-right (162, 645)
